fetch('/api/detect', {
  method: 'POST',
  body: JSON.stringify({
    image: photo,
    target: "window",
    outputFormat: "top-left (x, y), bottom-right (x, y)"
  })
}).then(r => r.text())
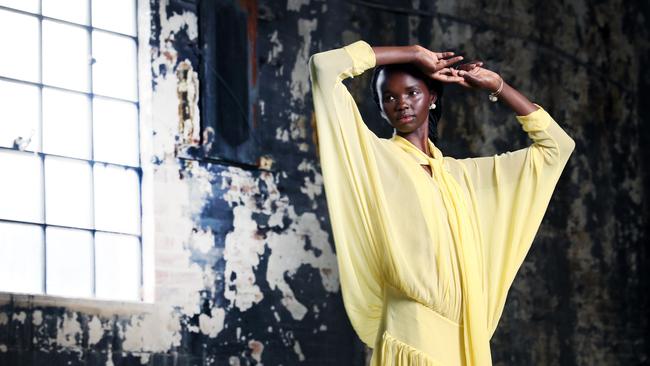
top-left (0, 0), bottom-right (142, 301)
top-left (198, 0), bottom-right (259, 166)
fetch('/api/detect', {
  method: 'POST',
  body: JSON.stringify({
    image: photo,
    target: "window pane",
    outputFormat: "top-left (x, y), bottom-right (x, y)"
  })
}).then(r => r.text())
top-left (0, 9), bottom-right (39, 82)
top-left (0, 80), bottom-right (40, 151)
top-left (95, 232), bottom-right (140, 301)
top-left (92, 31), bottom-right (137, 101)
top-left (0, 222), bottom-right (43, 294)
top-left (0, 150), bottom-right (43, 223)
top-left (0, 0), bottom-right (39, 12)
top-left (43, 0), bottom-right (89, 25)
top-left (43, 20), bottom-right (90, 92)
top-left (45, 156), bottom-right (93, 228)
top-left (46, 227), bottom-right (93, 298)
top-left (94, 164), bottom-right (140, 234)
top-left (92, 0), bottom-right (136, 36)
top-left (93, 98), bottom-right (139, 166)
top-left (43, 88), bottom-right (91, 159)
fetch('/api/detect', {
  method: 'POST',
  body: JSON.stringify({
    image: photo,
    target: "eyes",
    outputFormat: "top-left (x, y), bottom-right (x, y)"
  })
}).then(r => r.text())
top-left (382, 90), bottom-right (421, 103)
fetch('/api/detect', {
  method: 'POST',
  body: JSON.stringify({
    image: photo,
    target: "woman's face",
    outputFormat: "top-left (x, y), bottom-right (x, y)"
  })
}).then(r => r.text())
top-left (376, 69), bottom-right (436, 135)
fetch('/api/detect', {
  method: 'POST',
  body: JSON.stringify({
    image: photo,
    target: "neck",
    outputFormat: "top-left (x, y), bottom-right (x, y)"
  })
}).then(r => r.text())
top-left (396, 122), bottom-right (430, 156)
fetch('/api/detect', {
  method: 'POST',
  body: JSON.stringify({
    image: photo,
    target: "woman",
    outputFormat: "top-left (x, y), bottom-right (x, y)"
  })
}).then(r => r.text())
top-left (309, 41), bottom-right (574, 366)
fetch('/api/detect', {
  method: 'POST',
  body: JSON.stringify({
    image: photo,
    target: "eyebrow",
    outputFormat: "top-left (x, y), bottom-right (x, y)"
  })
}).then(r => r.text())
top-left (382, 85), bottom-right (422, 96)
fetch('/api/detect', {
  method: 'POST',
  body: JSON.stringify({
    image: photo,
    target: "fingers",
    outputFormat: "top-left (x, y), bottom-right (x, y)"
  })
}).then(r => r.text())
top-left (435, 55), bottom-right (464, 71)
top-left (457, 61), bottom-right (484, 71)
top-left (435, 51), bottom-right (456, 59)
top-left (432, 68), bottom-right (465, 83)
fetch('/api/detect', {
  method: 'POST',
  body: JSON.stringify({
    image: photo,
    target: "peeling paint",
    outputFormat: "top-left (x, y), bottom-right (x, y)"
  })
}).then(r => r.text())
top-left (248, 339), bottom-right (264, 363)
top-left (198, 309), bottom-right (226, 338)
top-left (87, 316), bottom-right (104, 346)
top-left (221, 168), bottom-right (338, 320)
top-left (287, 0), bottom-right (310, 12)
top-left (121, 310), bottom-right (182, 353)
top-left (32, 310), bottom-right (42, 326)
top-left (293, 340), bottom-right (305, 362)
top-left (12, 311), bottom-right (26, 324)
top-left (0, 313), bottom-right (7, 326)
top-left (56, 312), bottom-right (82, 348)
top-left (290, 18), bottom-right (317, 104)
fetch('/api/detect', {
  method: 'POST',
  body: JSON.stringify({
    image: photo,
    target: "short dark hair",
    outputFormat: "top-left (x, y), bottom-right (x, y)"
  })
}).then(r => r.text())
top-left (370, 63), bottom-right (444, 142)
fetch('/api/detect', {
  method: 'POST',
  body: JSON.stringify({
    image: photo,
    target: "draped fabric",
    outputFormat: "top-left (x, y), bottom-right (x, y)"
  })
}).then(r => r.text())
top-left (309, 40), bottom-right (575, 365)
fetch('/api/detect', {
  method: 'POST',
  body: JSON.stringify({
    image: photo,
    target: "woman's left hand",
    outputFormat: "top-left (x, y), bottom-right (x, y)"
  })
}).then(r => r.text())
top-left (438, 61), bottom-right (503, 93)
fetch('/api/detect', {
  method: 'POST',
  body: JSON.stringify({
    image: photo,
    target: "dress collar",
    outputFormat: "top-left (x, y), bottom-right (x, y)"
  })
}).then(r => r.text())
top-left (390, 134), bottom-right (444, 164)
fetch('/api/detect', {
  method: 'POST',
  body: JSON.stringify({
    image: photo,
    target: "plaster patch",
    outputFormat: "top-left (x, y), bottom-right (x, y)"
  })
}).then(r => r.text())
top-left (190, 227), bottom-right (215, 254)
top-left (223, 205), bottom-right (266, 311)
top-left (121, 310), bottom-right (182, 353)
top-left (12, 311), bottom-right (26, 324)
top-left (267, 31), bottom-right (283, 63)
top-left (198, 308), bottom-right (226, 338)
top-left (221, 168), bottom-right (338, 320)
top-left (293, 340), bottom-right (306, 361)
top-left (32, 310), bottom-right (43, 326)
top-left (152, 3), bottom-right (198, 80)
top-left (248, 339), bottom-right (264, 363)
top-left (287, 0), bottom-right (310, 12)
top-left (297, 159), bottom-right (324, 205)
top-left (290, 18), bottom-right (318, 104)
top-left (56, 312), bottom-right (82, 348)
top-left (88, 316), bottom-right (104, 346)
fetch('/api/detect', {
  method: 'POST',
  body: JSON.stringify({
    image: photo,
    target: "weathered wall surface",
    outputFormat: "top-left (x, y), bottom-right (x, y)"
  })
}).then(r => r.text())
top-left (1, 0), bottom-right (649, 365)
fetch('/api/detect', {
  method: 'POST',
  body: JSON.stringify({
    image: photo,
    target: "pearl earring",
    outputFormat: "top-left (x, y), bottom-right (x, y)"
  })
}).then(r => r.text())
top-left (429, 103), bottom-right (436, 110)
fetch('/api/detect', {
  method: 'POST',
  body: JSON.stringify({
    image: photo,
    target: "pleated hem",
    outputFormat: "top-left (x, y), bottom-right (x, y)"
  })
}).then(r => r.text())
top-left (376, 331), bottom-right (442, 366)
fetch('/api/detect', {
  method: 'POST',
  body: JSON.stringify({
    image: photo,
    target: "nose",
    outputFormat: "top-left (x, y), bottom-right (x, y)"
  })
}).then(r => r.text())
top-left (396, 96), bottom-right (409, 111)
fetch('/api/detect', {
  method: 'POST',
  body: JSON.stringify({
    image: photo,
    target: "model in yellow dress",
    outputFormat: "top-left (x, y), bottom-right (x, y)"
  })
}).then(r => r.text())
top-left (309, 40), bottom-right (574, 365)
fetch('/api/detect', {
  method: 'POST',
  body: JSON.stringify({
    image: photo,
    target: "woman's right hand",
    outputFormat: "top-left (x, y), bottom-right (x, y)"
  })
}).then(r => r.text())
top-left (412, 45), bottom-right (465, 83)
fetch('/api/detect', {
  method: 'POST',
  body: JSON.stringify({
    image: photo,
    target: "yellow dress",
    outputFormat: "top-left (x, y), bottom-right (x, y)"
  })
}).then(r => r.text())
top-left (309, 41), bottom-right (575, 366)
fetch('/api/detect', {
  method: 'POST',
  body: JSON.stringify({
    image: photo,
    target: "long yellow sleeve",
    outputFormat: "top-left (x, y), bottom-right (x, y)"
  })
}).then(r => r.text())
top-left (309, 41), bottom-right (384, 346)
top-left (451, 107), bottom-right (575, 337)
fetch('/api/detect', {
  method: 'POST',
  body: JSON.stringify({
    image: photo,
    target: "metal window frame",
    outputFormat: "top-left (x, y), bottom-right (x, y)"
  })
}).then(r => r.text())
top-left (0, 0), bottom-right (144, 301)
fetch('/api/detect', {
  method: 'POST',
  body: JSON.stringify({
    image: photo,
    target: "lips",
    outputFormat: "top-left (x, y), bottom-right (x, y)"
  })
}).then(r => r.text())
top-left (396, 114), bottom-right (415, 124)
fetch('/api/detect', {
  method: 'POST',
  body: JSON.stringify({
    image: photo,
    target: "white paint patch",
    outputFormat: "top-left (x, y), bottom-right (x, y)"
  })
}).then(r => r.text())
top-left (12, 312), bottom-right (26, 324)
top-left (267, 31), bottom-right (283, 64)
top-left (32, 310), bottom-right (43, 326)
top-left (88, 316), bottom-right (104, 346)
top-left (56, 312), bottom-right (82, 348)
top-left (140, 353), bottom-right (151, 365)
top-left (190, 227), bottom-right (215, 254)
top-left (276, 127), bottom-right (290, 142)
top-left (0, 344), bottom-right (7, 353)
top-left (297, 159), bottom-right (324, 206)
top-left (290, 18), bottom-right (318, 104)
top-left (293, 340), bottom-right (306, 361)
top-left (198, 308), bottom-right (226, 338)
top-left (223, 205), bottom-right (266, 311)
top-left (287, 0), bottom-right (310, 11)
top-left (121, 310), bottom-right (182, 353)
top-left (228, 356), bottom-right (241, 366)
top-left (151, 4), bottom-right (198, 81)
top-left (0, 313), bottom-right (8, 326)
top-left (221, 167), bottom-right (339, 320)
top-left (248, 339), bottom-right (264, 363)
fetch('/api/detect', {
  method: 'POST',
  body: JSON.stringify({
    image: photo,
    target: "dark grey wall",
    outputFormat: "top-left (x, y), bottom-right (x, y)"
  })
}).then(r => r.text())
top-left (0, 1), bottom-right (648, 365)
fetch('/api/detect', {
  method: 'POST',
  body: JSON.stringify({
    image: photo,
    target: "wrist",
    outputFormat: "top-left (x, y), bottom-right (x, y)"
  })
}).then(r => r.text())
top-left (409, 45), bottom-right (420, 64)
top-left (488, 78), bottom-right (505, 102)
